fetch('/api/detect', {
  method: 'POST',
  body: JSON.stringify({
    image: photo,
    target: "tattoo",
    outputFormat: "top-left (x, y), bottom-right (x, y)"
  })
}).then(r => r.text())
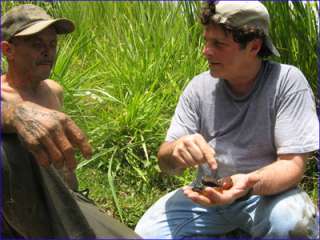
top-left (12, 103), bottom-right (61, 141)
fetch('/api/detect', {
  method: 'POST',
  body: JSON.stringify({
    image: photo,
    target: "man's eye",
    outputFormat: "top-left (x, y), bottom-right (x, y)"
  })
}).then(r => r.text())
top-left (213, 42), bottom-right (224, 47)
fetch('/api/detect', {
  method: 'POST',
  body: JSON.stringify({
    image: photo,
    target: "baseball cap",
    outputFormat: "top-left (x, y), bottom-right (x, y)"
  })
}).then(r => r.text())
top-left (213, 1), bottom-right (280, 57)
top-left (1, 4), bottom-right (75, 41)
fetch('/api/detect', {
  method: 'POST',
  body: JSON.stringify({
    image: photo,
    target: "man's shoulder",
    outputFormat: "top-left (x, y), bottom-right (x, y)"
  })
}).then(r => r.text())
top-left (191, 70), bottom-right (217, 83)
top-left (44, 79), bottom-right (62, 88)
top-left (186, 71), bottom-right (218, 90)
top-left (267, 61), bottom-right (304, 77)
top-left (42, 79), bottom-right (64, 108)
top-left (182, 71), bottom-right (219, 98)
top-left (266, 61), bottom-right (310, 93)
top-left (43, 79), bottom-right (63, 94)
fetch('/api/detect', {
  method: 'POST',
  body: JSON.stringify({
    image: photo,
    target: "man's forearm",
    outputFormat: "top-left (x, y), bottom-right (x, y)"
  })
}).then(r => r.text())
top-left (158, 141), bottom-right (185, 175)
top-left (249, 154), bottom-right (306, 196)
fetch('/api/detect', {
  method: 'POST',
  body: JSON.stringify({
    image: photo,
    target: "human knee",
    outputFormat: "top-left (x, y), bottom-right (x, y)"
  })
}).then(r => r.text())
top-left (268, 217), bottom-right (318, 238)
top-left (267, 191), bottom-right (318, 238)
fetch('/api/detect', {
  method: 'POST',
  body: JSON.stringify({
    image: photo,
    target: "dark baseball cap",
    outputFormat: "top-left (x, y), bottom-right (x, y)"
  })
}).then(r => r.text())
top-left (1, 4), bottom-right (75, 41)
top-left (213, 1), bottom-right (280, 57)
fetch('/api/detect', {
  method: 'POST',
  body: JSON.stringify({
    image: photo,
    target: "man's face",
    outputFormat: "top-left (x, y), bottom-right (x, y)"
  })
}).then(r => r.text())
top-left (10, 26), bottom-right (57, 83)
top-left (202, 24), bottom-right (253, 81)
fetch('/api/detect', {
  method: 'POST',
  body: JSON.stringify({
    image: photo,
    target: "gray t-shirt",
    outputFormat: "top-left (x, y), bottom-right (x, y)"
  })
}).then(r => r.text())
top-left (166, 61), bottom-right (319, 179)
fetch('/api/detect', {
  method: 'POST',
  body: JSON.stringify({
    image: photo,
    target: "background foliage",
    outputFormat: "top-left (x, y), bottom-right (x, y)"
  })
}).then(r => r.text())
top-left (1, 1), bottom-right (319, 229)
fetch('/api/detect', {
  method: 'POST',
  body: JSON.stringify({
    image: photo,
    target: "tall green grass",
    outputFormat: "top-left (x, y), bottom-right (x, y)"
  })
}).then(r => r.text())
top-left (1, 1), bottom-right (318, 228)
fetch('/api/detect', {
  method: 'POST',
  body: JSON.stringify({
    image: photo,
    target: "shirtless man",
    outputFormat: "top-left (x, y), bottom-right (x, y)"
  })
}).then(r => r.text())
top-left (1, 4), bottom-right (91, 189)
top-left (1, 4), bottom-right (139, 238)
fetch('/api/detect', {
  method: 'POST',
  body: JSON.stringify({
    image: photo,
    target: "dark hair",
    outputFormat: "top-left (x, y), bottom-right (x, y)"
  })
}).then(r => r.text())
top-left (200, 1), bottom-right (272, 58)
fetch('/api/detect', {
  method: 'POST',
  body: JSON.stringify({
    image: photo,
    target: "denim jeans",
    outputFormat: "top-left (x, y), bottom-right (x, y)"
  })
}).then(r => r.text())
top-left (135, 187), bottom-right (319, 239)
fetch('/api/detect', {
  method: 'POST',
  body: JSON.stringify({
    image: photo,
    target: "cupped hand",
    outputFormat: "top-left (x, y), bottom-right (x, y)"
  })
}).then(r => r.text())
top-left (183, 173), bottom-right (259, 206)
top-left (12, 101), bottom-right (92, 170)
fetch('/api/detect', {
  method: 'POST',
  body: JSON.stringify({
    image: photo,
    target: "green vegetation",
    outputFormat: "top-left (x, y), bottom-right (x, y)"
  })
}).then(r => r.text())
top-left (1, 1), bottom-right (318, 229)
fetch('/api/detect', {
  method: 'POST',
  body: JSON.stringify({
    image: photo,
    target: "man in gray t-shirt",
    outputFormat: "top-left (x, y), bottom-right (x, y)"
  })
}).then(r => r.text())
top-left (135, 1), bottom-right (319, 238)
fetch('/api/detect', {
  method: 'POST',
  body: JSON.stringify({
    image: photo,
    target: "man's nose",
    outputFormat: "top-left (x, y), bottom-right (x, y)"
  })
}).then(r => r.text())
top-left (203, 44), bottom-right (211, 58)
top-left (41, 46), bottom-right (49, 57)
top-left (42, 45), bottom-right (56, 58)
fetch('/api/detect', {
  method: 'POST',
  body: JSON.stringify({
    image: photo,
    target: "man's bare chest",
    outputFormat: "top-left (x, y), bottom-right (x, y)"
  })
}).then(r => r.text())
top-left (1, 81), bottom-right (61, 110)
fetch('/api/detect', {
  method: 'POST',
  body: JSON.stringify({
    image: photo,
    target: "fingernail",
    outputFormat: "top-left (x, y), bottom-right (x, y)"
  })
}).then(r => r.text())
top-left (211, 165), bottom-right (217, 170)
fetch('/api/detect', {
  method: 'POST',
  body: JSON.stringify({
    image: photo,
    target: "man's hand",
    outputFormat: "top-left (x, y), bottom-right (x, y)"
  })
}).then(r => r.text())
top-left (7, 101), bottom-right (92, 170)
top-left (183, 173), bottom-right (259, 206)
top-left (171, 133), bottom-right (217, 171)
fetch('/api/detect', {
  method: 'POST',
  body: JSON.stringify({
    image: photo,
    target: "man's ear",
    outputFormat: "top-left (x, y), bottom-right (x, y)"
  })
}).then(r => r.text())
top-left (248, 38), bottom-right (262, 57)
top-left (1, 41), bottom-right (14, 60)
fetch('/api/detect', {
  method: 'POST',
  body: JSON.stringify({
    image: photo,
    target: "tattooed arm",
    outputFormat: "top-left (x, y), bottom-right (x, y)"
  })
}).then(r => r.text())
top-left (1, 100), bottom-right (92, 170)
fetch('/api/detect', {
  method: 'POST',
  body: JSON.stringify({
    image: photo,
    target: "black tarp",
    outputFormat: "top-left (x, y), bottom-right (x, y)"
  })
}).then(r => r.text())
top-left (1, 134), bottom-right (140, 239)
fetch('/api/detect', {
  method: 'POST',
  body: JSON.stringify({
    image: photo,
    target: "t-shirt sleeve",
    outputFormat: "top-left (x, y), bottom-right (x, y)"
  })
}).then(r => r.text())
top-left (165, 82), bottom-right (200, 142)
top-left (275, 68), bottom-right (319, 154)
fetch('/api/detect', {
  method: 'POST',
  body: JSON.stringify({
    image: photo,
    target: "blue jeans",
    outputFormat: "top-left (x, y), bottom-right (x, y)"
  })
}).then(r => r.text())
top-left (135, 187), bottom-right (319, 238)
